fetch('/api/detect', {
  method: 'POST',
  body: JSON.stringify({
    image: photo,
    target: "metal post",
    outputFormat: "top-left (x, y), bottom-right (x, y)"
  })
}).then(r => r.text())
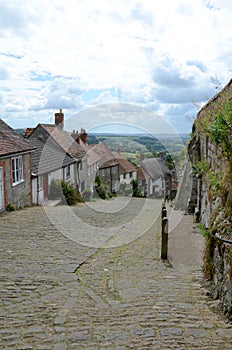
top-left (162, 207), bottom-right (167, 219)
top-left (161, 217), bottom-right (168, 259)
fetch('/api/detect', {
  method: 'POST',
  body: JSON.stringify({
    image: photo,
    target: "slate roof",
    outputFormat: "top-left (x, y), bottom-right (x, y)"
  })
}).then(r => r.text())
top-left (29, 124), bottom-right (86, 160)
top-left (29, 138), bottom-right (75, 176)
top-left (141, 158), bottom-right (164, 180)
top-left (0, 119), bottom-right (33, 157)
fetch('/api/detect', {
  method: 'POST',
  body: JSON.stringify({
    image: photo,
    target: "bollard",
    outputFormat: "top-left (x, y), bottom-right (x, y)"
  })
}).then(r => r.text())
top-left (162, 207), bottom-right (167, 219)
top-left (161, 217), bottom-right (168, 259)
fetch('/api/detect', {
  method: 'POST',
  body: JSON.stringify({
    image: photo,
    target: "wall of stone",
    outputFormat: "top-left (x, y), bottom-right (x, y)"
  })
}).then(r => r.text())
top-left (188, 129), bottom-right (232, 320)
top-left (211, 242), bottom-right (232, 319)
top-left (5, 154), bottom-right (32, 210)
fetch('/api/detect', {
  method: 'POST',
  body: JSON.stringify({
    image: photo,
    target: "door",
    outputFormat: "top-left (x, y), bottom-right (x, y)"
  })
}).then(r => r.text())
top-left (0, 167), bottom-right (4, 210)
top-left (43, 174), bottom-right (49, 200)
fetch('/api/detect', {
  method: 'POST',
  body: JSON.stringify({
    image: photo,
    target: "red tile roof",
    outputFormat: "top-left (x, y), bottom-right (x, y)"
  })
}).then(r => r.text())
top-left (0, 119), bottom-right (33, 157)
top-left (87, 143), bottom-right (117, 168)
top-left (115, 157), bottom-right (136, 175)
top-left (136, 166), bottom-right (151, 181)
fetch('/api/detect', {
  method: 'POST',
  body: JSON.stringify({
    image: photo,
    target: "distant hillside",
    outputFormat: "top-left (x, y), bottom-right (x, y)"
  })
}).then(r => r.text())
top-left (87, 133), bottom-right (189, 154)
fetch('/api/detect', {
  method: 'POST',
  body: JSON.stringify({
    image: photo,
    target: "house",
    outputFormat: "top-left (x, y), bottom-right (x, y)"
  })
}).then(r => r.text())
top-left (98, 158), bottom-right (120, 194)
top-left (29, 137), bottom-right (76, 204)
top-left (111, 156), bottom-right (136, 195)
top-left (140, 157), bottom-right (176, 199)
top-left (116, 157), bottom-right (137, 184)
top-left (136, 166), bottom-right (151, 197)
top-left (26, 109), bottom-right (87, 202)
top-left (140, 158), bottom-right (165, 198)
top-left (71, 132), bottom-right (100, 193)
top-left (0, 119), bottom-right (34, 210)
top-left (92, 143), bottom-right (120, 194)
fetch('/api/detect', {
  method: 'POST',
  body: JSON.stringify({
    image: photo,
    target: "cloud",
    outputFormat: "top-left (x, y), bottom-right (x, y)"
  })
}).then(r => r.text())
top-left (1, 0), bottom-right (232, 133)
top-left (66, 103), bottom-right (177, 135)
top-left (0, 2), bottom-right (37, 37)
top-left (154, 85), bottom-right (216, 104)
top-left (130, 3), bottom-right (154, 28)
top-left (0, 67), bottom-right (9, 80)
top-left (152, 56), bottom-right (196, 88)
top-left (30, 76), bottom-right (86, 111)
top-left (186, 60), bottom-right (208, 73)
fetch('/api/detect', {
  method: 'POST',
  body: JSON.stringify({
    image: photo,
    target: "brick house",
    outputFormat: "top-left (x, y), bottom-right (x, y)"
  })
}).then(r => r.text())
top-left (0, 119), bottom-right (33, 210)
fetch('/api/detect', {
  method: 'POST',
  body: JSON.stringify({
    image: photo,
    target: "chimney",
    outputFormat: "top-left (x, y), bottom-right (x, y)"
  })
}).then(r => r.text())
top-left (71, 129), bottom-right (80, 144)
top-left (80, 127), bottom-right (87, 144)
top-left (55, 109), bottom-right (64, 129)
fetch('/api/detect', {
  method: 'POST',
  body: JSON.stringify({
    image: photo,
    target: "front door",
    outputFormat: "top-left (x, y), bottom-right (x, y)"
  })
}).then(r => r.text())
top-left (43, 174), bottom-right (49, 200)
top-left (0, 167), bottom-right (4, 210)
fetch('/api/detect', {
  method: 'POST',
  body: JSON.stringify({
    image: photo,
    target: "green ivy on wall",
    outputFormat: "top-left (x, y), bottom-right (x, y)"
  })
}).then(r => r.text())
top-left (196, 94), bottom-right (232, 160)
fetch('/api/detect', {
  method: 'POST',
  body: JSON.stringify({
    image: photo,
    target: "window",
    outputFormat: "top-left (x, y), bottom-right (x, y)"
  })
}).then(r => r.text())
top-left (65, 165), bottom-right (71, 178)
top-left (129, 172), bottom-right (133, 178)
top-left (12, 156), bottom-right (23, 185)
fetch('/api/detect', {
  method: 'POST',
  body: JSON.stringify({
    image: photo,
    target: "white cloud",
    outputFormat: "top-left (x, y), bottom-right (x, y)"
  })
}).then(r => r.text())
top-left (0, 0), bottom-right (232, 133)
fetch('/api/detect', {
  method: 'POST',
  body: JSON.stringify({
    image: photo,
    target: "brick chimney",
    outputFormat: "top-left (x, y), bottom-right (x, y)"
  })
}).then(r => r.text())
top-left (71, 129), bottom-right (80, 144)
top-left (55, 109), bottom-right (64, 129)
top-left (80, 127), bottom-right (87, 144)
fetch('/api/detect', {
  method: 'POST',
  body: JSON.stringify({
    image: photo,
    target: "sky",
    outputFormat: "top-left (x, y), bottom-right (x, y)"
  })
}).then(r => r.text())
top-left (1, 0), bottom-right (232, 135)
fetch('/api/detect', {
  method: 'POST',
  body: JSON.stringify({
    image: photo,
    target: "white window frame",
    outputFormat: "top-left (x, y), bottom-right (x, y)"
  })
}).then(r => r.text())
top-left (65, 165), bottom-right (71, 179)
top-left (12, 156), bottom-right (23, 186)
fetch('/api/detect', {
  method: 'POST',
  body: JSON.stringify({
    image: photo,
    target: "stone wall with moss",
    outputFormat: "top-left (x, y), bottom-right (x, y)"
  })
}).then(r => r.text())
top-left (188, 79), bottom-right (232, 320)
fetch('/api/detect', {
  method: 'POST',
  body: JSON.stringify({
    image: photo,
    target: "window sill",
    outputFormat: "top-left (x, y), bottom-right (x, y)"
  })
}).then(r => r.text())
top-left (12, 179), bottom-right (24, 187)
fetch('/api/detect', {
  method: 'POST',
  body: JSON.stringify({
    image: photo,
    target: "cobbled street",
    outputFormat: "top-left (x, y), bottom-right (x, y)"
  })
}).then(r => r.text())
top-left (0, 197), bottom-right (231, 350)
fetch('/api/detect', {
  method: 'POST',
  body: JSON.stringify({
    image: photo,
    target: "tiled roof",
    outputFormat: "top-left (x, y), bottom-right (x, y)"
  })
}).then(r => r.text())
top-left (87, 143), bottom-right (117, 168)
top-left (29, 138), bottom-right (75, 175)
top-left (115, 157), bottom-right (136, 175)
top-left (100, 158), bottom-right (119, 169)
top-left (136, 166), bottom-right (151, 181)
top-left (36, 124), bottom-right (86, 160)
top-left (0, 119), bottom-right (33, 157)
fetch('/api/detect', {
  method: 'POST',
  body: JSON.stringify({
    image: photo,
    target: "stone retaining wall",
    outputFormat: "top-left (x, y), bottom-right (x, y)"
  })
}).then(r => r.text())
top-left (188, 129), bottom-right (232, 320)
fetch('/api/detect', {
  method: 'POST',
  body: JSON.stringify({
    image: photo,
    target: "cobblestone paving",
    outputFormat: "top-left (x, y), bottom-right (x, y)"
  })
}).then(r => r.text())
top-left (0, 198), bottom-right (231, 349)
